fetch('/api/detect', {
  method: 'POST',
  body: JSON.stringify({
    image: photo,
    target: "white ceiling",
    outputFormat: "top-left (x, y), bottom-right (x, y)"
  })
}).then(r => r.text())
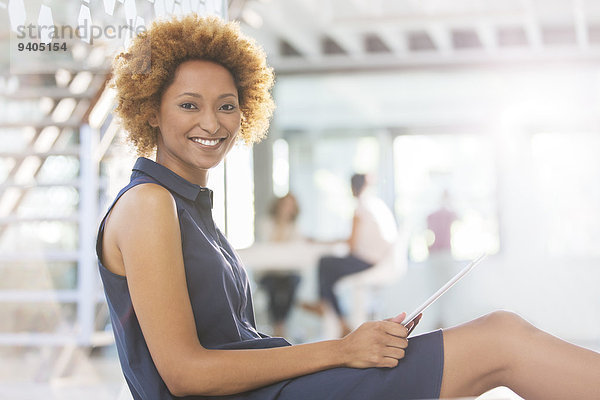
top-left (233, 0), bottom-right (600, 74)
top-left (3, 0), bottom-right (599, 74)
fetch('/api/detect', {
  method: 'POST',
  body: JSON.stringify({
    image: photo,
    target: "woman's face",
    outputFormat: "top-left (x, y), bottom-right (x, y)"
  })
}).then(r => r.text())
top-left (150, 59), bottom-right (241, 185)
top-left (276, 195), bottom-right (297, 221)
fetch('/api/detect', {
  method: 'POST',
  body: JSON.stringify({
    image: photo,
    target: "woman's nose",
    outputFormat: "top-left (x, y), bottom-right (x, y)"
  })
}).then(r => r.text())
top-left (198, 108), bottom-right (220, 135)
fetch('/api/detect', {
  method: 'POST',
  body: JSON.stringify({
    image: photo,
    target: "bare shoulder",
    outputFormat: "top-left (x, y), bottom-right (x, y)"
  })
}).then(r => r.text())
top-left (120, 182), bottom-right (176, 212)
top-left (111, 183), bottom-right (177, 228)
top-left (102, 183), bottom-right (179, 276)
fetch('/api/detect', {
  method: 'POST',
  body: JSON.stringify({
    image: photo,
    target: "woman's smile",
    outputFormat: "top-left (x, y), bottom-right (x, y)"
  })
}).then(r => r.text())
top-left (189, 136), bottom-right (226, 148)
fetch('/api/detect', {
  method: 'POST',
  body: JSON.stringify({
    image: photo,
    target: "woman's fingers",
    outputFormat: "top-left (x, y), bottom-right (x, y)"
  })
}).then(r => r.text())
top-left (387, 336), bottom-right (408, 349)
top-left (384, 346), bottom-right (406, 360)
top-left (377, 344), bottom-right (406, 368)
top-left (384, 312), bottom-right (406, 324)
top-left (381, 357), bottom-right (399, 368)
top-left (382, 320), bottom-right (409, 338)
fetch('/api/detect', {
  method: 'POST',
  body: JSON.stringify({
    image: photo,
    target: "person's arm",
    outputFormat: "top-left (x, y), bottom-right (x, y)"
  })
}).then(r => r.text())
top-left (109, 184), bottom-right (410, 397)
top-left (305, 236), bottom-right (347, 245)
top-left (347, 212), bottom-right (359, 253)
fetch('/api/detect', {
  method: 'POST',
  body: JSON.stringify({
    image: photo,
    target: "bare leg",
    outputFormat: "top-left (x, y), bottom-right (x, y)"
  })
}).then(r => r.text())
top-left (440, 311), bottom-right (600, 399)
top-left (300, 300), bottom-right (326, 316)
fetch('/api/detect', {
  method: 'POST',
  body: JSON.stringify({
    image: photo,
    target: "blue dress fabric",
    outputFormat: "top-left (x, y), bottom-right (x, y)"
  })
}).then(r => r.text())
top-left (96, 157), bottom-right (444, 400)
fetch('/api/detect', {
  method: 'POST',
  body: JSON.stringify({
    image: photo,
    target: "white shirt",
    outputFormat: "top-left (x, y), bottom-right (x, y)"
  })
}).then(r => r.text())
top-left (352, 192), bottom-right (398, 264)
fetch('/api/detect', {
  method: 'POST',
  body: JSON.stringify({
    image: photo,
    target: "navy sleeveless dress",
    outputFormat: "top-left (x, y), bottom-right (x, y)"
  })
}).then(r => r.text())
top-left (97, 157), bottom-right (444, 400)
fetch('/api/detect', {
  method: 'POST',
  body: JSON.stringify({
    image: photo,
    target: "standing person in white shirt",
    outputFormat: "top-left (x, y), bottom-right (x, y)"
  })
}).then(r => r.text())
top-left (303, 174), bottom-right (398, 336)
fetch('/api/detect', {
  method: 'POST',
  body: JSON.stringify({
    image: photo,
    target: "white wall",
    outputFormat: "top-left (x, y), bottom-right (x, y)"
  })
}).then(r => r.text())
top-left (274, 65), bottom-right (600, 131)
top-left (273, 64), bottom-right (600, 344)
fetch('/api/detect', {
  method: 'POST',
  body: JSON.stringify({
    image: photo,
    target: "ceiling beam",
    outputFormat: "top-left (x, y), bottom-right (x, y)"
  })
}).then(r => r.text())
top-left (476, 23), bottom-right (498, 55)
top-left (248, 0), bottom-right (322, 60)
top-left (270, 48), bottom-right (600, 75)
top-left (427, 24), bottom-right (453, 55)
top-left (326, 27), bottom-right (364, 59)
top-left (374, 27), bottom-right (408, 57)
top-left (573, 0), bottom-right (589, 50)
top-left (521, 0), bottom-right (543, 51)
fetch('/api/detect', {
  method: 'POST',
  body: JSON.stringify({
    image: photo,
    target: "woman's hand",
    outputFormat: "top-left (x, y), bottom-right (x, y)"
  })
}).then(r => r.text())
top-left (399, 313), bottom-right (423, 336)
top-left (338, 313), bottom-right (410, 369)
top-left (385, 311), bottom-right (423, 335)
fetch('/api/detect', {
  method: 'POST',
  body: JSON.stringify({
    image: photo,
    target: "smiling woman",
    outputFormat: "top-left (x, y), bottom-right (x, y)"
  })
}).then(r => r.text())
top-left (97, 12), bottom-right (600, 400)
top-left (110, 14), bottom-right (274, 157)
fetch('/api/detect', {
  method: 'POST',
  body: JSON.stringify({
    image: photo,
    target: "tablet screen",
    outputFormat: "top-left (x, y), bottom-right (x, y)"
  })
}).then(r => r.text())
top-left (402, 253), bottom-right (488, 327)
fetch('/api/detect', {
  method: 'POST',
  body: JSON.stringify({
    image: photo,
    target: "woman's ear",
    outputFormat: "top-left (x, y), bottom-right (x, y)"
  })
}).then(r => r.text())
top-left (148, 113), bottom-right (158, 128)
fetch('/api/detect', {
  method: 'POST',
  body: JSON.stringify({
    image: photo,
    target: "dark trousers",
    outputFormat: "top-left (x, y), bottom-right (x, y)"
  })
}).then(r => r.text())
top-left (260, 273), bottom-right (301, 323)
top-left (318, 255), bottom-right (372, 316)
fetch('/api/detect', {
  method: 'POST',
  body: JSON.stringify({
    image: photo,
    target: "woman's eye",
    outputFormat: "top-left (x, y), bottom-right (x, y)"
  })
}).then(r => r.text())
top-left (219, 104), bottom-right (236, 111)
top-left (180, 103), bottom-right (197, 110)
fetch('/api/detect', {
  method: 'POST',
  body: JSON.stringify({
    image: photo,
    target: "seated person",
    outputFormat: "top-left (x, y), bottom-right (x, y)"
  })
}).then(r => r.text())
top-left (256, 193), bottom-right (302, 337)
top-left (97, 14), bottom-right (600, 400)
top-left (303, 173), bottom-right (398, 336)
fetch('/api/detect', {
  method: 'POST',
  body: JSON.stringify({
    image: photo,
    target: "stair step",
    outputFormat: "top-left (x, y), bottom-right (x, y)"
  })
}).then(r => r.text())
top-left (0, 180), bottom-right (80, 189)
top-left (5, 87), bottom-right (99, 100)
top-left (0, 120), bottom-right (81, 129)
top-left (0, 289), bottom-right (78, 302)
top-left (0, 251), bottom-right (79, 263)
top-left (11, 63), bottom-right (110, 75)
top-left (0, 148), bottom-right (80, 158)
top-left (0, 330), bottom-right (114, 346)
top-left (0, 215), bottom-right (79, 225)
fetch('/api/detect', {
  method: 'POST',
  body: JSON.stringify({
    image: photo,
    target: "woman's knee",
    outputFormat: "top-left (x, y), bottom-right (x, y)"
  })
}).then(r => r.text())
top-left (440, 312), bottom-right (527, 395)
top-left (480, 310), bottom-right (531, 333)
top-left (455, 311), bottom-right (532, 389)
top-left (476, 310), bottom-right (536, 352)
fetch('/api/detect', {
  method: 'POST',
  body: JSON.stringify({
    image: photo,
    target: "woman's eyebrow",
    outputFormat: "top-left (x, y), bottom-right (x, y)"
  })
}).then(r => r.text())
top-left (176, 92), bottom-right (237, 99)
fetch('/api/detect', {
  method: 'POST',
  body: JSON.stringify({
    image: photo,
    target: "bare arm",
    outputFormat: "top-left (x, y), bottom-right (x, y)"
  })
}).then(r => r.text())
top-left (106, 184), bottom-right (409, 397)
top-left (347, 213), bottom-right (359, 252)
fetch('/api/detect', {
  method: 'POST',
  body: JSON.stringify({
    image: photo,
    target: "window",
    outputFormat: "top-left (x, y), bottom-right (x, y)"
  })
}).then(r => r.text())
top-left (393, 134), bottom-right (500, 261)
top-left (272, 138), bottom-right (290, 197)
top-left (531, 132), bottom-right (600, 257)
top-left (222, 143), bottom-right (255, 249)
top-left (290, 135), bottom-right (381, 240)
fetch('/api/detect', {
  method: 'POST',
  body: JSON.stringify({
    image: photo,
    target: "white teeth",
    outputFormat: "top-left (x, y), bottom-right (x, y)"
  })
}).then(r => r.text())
top-left (191, 138), bottom-right (220, 146)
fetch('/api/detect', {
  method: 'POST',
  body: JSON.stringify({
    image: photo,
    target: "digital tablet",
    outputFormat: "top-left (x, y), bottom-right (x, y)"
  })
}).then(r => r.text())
top-left (402, 253), bottom-right (488, 328)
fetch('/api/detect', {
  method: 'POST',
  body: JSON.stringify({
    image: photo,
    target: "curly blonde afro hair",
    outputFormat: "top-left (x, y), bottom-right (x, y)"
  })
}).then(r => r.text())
top-left (110, 14), bottom-right (275, 156)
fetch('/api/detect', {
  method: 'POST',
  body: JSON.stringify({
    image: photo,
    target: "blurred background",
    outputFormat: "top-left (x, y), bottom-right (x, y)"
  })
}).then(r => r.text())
top-left (1, 0), bottom-right (599, 399)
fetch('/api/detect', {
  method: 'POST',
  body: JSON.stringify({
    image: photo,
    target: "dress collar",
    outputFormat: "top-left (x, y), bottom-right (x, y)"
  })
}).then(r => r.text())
top-left (131, 157), bottom-right (213, 208)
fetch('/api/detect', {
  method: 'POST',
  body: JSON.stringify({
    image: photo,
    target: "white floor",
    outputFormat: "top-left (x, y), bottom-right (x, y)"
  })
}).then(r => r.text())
top-left (0, 345), bottom-right (525, 400)
top-left (0, 346), bottom-right (125, 400)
